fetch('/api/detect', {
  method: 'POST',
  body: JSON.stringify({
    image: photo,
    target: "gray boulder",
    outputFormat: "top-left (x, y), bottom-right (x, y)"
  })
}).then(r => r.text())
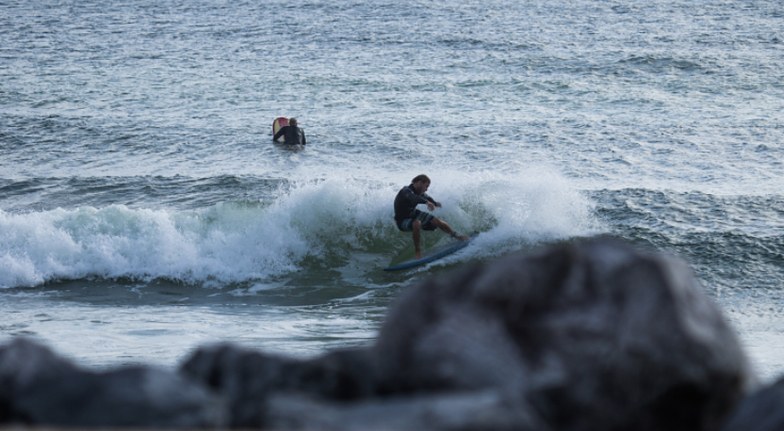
top-left (263, 390), bottom-right (545, 431)
top-left (370, 238), bottom-right (754, 430)
top-left (183, 238), bottom-right (753, 431)
top-left (180, 344), bottom-right (376, 428)
top-left (0, 337), bottom-right (227, 428)
top-left (722, 377), bottom-right (784, 431)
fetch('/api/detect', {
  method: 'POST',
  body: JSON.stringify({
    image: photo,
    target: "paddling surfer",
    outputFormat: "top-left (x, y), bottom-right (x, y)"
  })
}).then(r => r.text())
top-left (394, 174), bottom-right (469, 259)
top-left (273, 117), bottom-right (307, 146)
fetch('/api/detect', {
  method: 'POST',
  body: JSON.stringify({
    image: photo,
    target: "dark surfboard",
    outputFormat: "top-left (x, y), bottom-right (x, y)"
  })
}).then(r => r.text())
top-left (383, 234), bottom-right (476, 271)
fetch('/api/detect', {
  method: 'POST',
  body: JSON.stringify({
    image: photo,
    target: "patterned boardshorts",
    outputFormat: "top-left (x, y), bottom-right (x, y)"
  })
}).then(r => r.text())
top-left (397, 210), bottom-right (437, 231)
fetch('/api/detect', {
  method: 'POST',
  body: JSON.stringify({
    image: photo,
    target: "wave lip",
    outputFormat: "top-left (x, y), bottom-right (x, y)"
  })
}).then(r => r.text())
top-left (0, 173), bottom-right (600, 289)
top-left (0, 203), bottom-right (298, 289)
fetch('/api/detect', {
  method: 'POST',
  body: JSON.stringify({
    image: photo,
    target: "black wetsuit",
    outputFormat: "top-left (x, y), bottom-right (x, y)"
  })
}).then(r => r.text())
top-left (273, 126), bottom-right (307, 145)
top-left (394, 184), bottom-right (436, 227)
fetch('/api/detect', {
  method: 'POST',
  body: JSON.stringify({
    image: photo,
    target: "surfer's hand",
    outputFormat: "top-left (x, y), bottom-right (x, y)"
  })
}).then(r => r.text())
top-left (426, 202), bottom-right (435, 211)
top-left (435, 202), bottom-right (442, 208)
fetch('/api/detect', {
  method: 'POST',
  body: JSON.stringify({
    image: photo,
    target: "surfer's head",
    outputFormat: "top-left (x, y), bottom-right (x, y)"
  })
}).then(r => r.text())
top-left (289, 118), bottom-right (297, 127)
top-left (411, 174), bottom-right (430, 184)
top-left (411, 174), bottom-right (430, 194)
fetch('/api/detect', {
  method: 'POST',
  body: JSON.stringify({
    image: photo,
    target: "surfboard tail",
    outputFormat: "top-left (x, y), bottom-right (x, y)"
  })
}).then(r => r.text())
top-left (384, 234), bottom-right (476, 271)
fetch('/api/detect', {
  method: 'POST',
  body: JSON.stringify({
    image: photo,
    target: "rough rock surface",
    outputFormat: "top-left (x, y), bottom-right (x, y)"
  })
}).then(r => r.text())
top-left (180, 345), bottom-right (378, 427)
top-left (722, 377), bottom-right (784, 431)
top-left (181, 238), bottom-right (753, 430)
top-left (0, 338), bottom-right (226, 427)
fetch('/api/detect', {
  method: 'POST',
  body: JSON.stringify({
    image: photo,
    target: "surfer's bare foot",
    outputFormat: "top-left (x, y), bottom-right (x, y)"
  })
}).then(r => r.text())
top-left (450, 231), bottom-right (469, 241)
top-left (415, 251), bottom-right (424, 259)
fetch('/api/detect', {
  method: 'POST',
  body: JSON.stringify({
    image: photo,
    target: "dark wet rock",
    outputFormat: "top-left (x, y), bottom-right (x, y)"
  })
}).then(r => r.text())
top-left (0, 338), bottom-right (226, 428)
top-left (181, 343), bottom-right (546, 430)
top-left (180, 344), bottom-right (376, 428)
top-left (263, 390), bottom-right (546, 431)
top-left (181, 238), bottom-right (753, 431)
top-left (722, 376), bottom-right (784, 431)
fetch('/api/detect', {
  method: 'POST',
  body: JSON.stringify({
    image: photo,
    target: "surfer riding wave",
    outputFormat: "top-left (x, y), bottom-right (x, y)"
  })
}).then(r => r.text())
top-left (394, 174), bottom-right (468, 259)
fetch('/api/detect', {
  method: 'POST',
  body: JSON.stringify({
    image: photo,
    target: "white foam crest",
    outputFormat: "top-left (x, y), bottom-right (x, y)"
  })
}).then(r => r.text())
top-left (482, 170), bottom-right (601, 241)
top-left (281, 178), bottom-right (393, 241)
top-left (442, 166), bottom-right (598, 225)
top-left (0, 178), bottom-right (401, 288)
top-left (0, 204), bottom-right (309, 288)
top-left (0, 168), bottom-right (601, 288)
top-left (405, 166), bottom-right (605, 260)
top-left (292, 166), bottom-right (604, 249)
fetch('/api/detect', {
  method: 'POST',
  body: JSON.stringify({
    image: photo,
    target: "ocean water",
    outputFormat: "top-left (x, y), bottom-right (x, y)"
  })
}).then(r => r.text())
top-left (1, 0), bottom-right (783, 381)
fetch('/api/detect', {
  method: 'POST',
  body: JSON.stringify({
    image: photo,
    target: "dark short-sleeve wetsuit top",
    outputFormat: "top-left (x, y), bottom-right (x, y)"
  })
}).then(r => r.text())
top-left (394, 184), bottom-right (436, 224)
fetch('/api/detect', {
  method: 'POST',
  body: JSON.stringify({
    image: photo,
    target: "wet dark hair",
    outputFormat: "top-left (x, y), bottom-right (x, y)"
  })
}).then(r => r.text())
top-left (411, 174), bottom-right (430, 184)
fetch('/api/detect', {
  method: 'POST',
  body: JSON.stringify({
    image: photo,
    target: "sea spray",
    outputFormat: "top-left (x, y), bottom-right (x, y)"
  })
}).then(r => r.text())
top-left (0, 170), bottom-right (598, 288)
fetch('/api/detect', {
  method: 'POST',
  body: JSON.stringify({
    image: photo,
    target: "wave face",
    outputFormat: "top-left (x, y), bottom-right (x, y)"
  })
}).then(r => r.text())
top-left (0, 172), bottom-right (600, 289)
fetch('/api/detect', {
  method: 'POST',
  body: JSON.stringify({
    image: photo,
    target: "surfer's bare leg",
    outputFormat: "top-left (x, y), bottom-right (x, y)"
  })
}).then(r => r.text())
top-left (412, 220), bottom-right (424, 259)
top-left (431, 217), bottom-right (469, 241)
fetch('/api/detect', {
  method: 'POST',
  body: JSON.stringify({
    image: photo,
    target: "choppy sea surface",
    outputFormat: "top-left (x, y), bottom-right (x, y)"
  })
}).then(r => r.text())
top-left (2, 0), bottom-right (783, 380)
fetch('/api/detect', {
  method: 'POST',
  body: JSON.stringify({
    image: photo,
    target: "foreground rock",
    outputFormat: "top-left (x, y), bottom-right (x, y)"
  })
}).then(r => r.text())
top-left (0, 338), bottom-right (226, 427)
top-left (722, 377), bottom-right (784, 431)
top-left (182, 238), bottom-right (753, 430)
top-left (0, 238), bottom-right (757, 430)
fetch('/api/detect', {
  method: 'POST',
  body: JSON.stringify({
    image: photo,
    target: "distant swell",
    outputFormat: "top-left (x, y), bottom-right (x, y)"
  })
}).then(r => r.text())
top-left (592, 188), bottom-right (784, 294)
